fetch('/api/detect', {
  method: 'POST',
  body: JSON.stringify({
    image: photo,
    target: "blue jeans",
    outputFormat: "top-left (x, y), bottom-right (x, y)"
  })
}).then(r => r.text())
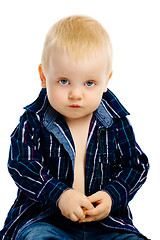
top-left (16, 213), bottom-right (146, 240)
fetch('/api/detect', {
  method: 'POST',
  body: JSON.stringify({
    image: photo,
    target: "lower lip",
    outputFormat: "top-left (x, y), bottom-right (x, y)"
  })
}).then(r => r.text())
top-left (69, 105), bottom-right (81, 108)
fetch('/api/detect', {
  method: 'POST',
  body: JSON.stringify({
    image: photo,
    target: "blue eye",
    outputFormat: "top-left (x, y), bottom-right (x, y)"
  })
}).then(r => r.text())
top-left (59, 79), bottom-right (69, 85)
top-left (85, 81), bottom-right (95, 87)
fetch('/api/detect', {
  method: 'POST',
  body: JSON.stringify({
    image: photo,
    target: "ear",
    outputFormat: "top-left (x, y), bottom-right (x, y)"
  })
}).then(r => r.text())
top-left (104, 71), bottom-right (112, 92)
top-left (38, 64), bottom-right (46, 88)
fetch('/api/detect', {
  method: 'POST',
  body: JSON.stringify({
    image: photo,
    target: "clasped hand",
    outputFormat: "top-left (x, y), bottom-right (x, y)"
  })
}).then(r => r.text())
top-left (57, 189), bottom-right (112, 223)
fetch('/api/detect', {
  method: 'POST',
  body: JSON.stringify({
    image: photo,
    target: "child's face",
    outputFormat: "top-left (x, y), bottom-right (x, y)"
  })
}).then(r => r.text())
top-left (39, 50), bottom-right (111, 122)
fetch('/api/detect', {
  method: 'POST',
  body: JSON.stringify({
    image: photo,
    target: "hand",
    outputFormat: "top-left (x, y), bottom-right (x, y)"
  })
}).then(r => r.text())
top-left (57, 189), bottom-right (94, 222)
top-left (79, 191), bottom-right (112, 223)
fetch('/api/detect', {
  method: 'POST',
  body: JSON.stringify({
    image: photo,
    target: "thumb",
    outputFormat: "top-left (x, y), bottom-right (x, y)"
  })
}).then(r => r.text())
top-left (81, 198), bottom-right (94, 210)
top-left (87, 192), bottom-right (101, 203)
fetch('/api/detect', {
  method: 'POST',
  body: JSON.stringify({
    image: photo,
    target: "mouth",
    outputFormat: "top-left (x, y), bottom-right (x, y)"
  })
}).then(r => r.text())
top-left (69, 105), bottom-right (81, 108)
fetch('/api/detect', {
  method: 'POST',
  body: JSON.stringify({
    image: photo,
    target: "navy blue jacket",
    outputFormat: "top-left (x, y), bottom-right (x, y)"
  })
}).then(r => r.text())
top-left (0, 89), bottom-right (149, 239)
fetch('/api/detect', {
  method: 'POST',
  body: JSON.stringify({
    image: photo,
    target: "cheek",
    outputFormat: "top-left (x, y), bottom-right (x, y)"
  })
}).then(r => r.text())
top-left (88, 89), bottom-right (103, 101)
top-left (47, 87), bottom-right (67, 108)
top-left (87, 93), bottom-right (102, 109)
top-left (49, 91), bottom-right (60, 103)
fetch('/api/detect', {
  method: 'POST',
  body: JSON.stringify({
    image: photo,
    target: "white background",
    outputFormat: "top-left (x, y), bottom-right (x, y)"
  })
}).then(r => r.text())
top-left (0, 1), bottom-right (159, 239)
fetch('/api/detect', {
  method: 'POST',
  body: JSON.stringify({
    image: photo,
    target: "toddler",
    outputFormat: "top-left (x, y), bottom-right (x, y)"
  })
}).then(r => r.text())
top-left (0, 15), bottom-right (149, 240)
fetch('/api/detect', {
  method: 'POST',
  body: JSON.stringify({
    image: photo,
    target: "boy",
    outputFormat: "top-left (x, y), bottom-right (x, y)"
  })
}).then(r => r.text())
top-left (0, 15), bottom-right (149, 239)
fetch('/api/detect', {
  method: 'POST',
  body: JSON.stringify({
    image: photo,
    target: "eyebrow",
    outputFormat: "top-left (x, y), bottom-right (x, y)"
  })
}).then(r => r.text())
top-left (55, 73), bottom-right (70, 78)
top-left (55, 73), bottom-right (102, 81)
top-left (87, 75), bottom-right (102, 80)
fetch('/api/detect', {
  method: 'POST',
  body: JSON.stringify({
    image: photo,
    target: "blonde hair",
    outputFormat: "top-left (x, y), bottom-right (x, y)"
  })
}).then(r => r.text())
top-left (41, 15), bottom-right (113, 75)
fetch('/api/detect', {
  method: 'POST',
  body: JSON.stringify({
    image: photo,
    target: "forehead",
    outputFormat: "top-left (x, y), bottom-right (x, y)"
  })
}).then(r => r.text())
top-left (48, 49), bottom-right (108, 77)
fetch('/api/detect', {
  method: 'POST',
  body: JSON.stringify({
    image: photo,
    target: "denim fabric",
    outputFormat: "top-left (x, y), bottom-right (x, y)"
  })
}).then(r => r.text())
top-left (16, 221), bottom-right (146, 240)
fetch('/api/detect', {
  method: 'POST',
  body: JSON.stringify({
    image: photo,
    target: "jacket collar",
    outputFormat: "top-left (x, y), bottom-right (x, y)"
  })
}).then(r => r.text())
top-left (24, 88), bottom-right (49, 116)
top-left (24, 88), bottom-right (129, 129)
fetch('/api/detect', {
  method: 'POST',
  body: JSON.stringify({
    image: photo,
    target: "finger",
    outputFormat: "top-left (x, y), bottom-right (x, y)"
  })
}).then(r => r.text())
top-left (87, 192), bottom-right (102, 203)
top-left (79, 212), bottom-right (106, 223)
top-left (81, 198), bottom-right (94, 210)
top-left (74, 207), bottom-right (86, 220)
top-left (79, 216), bottom-right (95, 223)
top-left (86, 202), bottom-right (104, 216)
top-left (69, 212), bottom-right (79, 222)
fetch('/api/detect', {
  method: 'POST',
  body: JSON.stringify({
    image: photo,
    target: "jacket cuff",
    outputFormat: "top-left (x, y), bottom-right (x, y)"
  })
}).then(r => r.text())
top-left (37, 178), bottom-right (72, 207)
top-left (102, 180), bottom-right (128, 212)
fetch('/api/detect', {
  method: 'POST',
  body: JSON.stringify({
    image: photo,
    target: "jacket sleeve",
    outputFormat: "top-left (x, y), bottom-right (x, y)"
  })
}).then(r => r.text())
top-left (103, 117), bottom-right (149, 213)
top-left (8, 111), bottom-right (70, 208)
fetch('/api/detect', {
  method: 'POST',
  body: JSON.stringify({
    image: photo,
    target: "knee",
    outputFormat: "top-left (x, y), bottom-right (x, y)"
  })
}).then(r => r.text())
top-left (23, 224), bottom-right (47, 239)
top-left (16, 222), bottom-right (68, 240)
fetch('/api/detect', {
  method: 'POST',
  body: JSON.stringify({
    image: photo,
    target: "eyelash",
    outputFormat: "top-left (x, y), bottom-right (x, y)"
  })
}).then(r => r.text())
top-left (59, 79), bottom-right (69, 85)
top-left (85, 81), bottom-right (95, 87)
top-left (58, 79), bottom-right (95, 87)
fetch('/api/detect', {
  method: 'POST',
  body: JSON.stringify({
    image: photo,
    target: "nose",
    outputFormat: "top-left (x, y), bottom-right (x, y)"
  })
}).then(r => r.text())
top-left (68, 87), bottom-right (83, 100)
